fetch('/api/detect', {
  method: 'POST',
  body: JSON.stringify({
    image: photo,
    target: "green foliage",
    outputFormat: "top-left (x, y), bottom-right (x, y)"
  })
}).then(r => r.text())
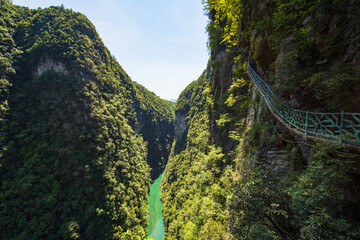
top-left (303, 65), bottom-right (360, 111)
top-left (228, 132), bottom-right (360, 239)
top-left (213, 57), bottom-right (250, 146)
top-left (228, 128), bottom-right (299, 240)
top-left (202, 0), bottom-right (225, 53)
top-left (173, 71), bottom-right (208, 154)
top-left (203, 0), bottom-right (242, 50)
top-left (198, 0), bottom-right (360, 239)
top-left (133, 82), bottom-right (174, 123)
top-left (162, 71), bottom-right (232, 240)
top-left (175, 71), bottom-right (207, 114)
top-left (288, 142), bottom-right (360, 239)
top-left (271, 0), bottom-right (318, 47)
top-left (1, 69), bottom-right (151, 239)
top-left (117, 230), bottom-right (153, 240)
top-left (225, 61), bottom-right (250, 111)
top-left (132, 82), bottom-right (175, 179)
top-left (0, 2), bottom-right (174, 239)
top-left (0, 0), bottom-right (22, 180)
top-left (64, 221), bottom-right (80, 240)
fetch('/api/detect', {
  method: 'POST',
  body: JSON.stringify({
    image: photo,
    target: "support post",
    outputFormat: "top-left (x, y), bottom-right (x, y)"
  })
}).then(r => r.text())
top-left (339, 111), bottom-right (344, 143)
top-left (305, 111), bottom-right (309, 136)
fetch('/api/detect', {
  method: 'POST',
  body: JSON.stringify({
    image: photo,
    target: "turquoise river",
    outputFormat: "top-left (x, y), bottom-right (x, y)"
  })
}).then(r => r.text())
top-left (148, 171), bottom-right (165, 240)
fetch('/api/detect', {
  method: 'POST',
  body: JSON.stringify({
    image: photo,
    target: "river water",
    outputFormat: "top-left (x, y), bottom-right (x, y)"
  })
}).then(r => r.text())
top-left (148, 171), bottom-right (165, 240)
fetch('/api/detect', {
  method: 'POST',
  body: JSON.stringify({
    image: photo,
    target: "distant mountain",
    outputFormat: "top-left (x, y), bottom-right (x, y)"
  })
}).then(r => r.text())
top-left (169, 98), bottom-right (177, 103)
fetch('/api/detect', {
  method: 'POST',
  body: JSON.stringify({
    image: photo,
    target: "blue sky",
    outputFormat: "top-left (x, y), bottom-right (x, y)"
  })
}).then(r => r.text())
top-left (11, 0), bottom-right (209, 100)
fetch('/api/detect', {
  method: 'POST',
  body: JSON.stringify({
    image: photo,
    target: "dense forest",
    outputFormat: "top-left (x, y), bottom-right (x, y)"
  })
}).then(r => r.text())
top-left (1, 0), bottom-right (360, 239)
top-left (162, 0), bottom-right (360, 239)
top-left (0, 0), bottom-right (174, 239)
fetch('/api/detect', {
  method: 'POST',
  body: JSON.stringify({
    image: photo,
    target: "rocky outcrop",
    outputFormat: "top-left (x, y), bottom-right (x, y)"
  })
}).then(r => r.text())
top-left (135, 110), bottom-right (175, 179)
top-left (34, 58), bottom-right (69, 77)
top-left (175, 110), bottom-right (187, 142)
top-left (130, 84), bottom-right (175, 179)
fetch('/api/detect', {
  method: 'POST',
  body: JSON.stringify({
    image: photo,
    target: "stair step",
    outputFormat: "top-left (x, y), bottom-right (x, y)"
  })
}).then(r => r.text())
top-left (267, 150), bottom-right (288, 155)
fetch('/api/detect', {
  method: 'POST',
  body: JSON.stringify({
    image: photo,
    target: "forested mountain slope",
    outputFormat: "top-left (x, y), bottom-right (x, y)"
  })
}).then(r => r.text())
top-left (162, 0), bottom-right (360, 239)
top-left (0, 0), bottom-right (174, 239)
top-left (132, 82), bottom-right (175, 179)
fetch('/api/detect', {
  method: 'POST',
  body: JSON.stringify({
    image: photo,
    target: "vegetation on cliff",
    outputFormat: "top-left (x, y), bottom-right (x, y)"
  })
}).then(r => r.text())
top-left (132, 82), bottom-right (175, 179)
top-left (1, 0), bottom-right (359, 238)
top-left (162, 0), bottom-right (360, 239)
top-left (162, 59), bottom-right (251, 239)
top-left (162, 71), bottom-right (231, 239)
top-left (0, 0), bottom-right (174, 239)
top-left (205, 0), bottom-right (360, 111)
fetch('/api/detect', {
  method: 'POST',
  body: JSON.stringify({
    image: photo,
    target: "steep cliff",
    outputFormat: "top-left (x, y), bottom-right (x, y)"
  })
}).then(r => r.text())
top-left (0, 1), bottom-right (174, 239)
top-left (162, 0), bottom-right (360, 239)
top-left (162, 70), bottom-right (234, 239)
top-left (132, 82), bottom-right (175, 179)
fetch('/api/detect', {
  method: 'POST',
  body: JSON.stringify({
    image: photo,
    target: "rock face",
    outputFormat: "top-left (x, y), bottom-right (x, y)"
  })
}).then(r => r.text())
top-left (209, 52), bottom-right (238, 151)
top-left (267, 150), bottom-right (292, 173)
top-left (131, 82), bottom-right (175, 179)
top-left (135, 110), bottom-right (175, 179)
top-left (175, 110), bottom-right (187, 142)
top-left (161, 1), bottom-right (360, 239)
top-left (250, 33), bottom-right (276, 70)
top-left (171, 109), bottom-right (188, 155)
top-left (34, 58), bottom-right (69, 77)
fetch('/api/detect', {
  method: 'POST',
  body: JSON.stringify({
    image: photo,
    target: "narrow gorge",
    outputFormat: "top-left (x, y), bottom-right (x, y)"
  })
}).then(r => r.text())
top-left (1, 0), bottom-right (360, 239)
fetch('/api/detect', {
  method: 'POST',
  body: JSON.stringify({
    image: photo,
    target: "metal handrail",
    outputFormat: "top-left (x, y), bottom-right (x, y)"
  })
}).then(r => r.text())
top-left (247, 61), bottom-right (360, 144)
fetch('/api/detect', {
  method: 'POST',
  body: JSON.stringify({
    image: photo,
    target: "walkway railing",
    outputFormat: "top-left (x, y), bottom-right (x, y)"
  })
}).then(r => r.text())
top-left (247, 61), bottom-right (360, 145)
